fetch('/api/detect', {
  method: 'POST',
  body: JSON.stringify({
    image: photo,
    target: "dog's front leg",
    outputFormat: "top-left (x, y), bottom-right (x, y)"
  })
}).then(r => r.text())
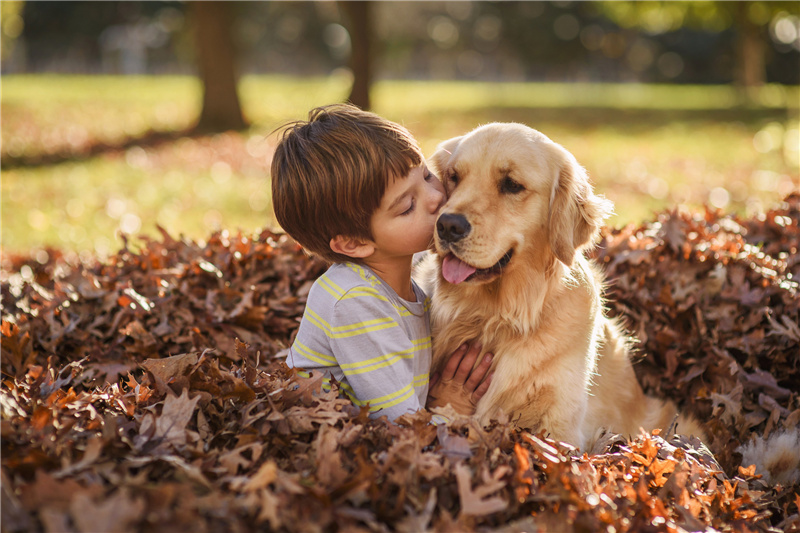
top-left (475, 368), bottom-right (588, 449)
top-left (536, 392), bottom-right (588, 449)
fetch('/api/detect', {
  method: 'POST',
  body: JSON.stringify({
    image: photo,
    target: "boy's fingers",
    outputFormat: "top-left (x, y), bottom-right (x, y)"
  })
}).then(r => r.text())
top-left (442, 344), bottom-right (467, 380)
top-left (455, 342), bottom-right (481, 383)
top-left (465, 352), bottom-right (493, 391)
top-left (473, 373), bottom-right (494, 400)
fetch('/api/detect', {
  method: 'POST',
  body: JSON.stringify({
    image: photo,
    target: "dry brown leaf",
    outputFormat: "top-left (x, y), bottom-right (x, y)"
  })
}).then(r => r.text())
top-left (152, 388), bottom-right (201, 449)
top-left (454, 462), bottom-right (508, 517)
top-left (69, 488), bottom-right (144, 533)
top-left (141, 352), bottom-right (199, 395)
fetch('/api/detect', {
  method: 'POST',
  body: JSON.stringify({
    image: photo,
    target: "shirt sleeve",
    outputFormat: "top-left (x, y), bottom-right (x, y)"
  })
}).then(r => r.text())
top-left (329, 291), bottom-right (426, 421)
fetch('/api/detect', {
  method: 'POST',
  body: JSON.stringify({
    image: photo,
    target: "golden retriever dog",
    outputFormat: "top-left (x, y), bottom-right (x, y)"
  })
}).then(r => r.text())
top-left (419, 123), bottom-right (705, 450)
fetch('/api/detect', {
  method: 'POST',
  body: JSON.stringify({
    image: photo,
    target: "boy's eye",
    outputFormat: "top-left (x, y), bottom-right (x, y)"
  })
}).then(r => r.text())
top-left (401, 199), bottom-right (415, 215)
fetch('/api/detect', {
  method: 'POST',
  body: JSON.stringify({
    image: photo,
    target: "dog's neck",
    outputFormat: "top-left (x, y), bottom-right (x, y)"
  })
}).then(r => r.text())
top-left (436, 255), bottom-right (572, 338)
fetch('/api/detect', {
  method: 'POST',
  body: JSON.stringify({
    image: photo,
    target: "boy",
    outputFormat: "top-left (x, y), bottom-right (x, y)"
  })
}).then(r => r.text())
top-left (271, 104), bottom-right (492, 421)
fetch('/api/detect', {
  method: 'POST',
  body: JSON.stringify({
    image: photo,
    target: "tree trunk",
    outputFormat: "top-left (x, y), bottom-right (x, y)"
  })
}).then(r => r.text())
top-left (341, 1), bottom-right (373, 110)
top-left (191, 1), bottom-right (247, 132)
top-left (734, 2), bottom-right (766, 91)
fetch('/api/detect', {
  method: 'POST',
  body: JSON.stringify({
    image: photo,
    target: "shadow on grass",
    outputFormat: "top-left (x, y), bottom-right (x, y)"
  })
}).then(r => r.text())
top-left (1, 124), bottom-right (248, 170)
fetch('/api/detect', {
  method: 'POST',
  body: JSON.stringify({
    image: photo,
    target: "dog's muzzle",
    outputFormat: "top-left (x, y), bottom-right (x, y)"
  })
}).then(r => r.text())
top-left (437, 213), bottom-right (471, 244)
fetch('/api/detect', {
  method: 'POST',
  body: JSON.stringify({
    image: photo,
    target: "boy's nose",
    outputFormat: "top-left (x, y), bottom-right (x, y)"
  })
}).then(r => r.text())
top-left (430, 187), bottom-right (446, 213)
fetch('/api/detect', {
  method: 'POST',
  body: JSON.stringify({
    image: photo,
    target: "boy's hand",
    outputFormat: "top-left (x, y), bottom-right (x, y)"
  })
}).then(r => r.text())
top-left (427, 342), bottom-right (493, 415)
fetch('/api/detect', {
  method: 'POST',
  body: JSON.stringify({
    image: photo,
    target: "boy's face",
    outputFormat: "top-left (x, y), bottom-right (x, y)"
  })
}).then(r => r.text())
top-left (368, 163), bottom-right (446, 261)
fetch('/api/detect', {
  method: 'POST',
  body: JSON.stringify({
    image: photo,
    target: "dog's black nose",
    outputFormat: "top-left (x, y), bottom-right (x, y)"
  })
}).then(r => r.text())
top-left (437, 213), bottom-right (471, 243)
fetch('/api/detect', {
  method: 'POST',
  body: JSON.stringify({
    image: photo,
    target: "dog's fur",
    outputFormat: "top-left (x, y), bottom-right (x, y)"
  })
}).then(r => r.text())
top-left (418, 123), bottom-right (705, 450)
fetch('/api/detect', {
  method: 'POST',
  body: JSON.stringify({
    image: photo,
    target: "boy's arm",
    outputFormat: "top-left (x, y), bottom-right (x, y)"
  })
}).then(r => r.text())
top-left (426, 342), bottom-right (494, 415)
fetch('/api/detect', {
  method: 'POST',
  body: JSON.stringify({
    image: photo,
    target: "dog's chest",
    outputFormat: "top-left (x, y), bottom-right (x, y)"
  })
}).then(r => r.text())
top-left (431, 300), bottom-right (516, 362)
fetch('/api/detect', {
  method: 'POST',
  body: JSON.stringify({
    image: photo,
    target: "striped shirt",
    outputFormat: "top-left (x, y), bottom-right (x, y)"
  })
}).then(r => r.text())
top-left (287, 262), bottom-right (434, 421)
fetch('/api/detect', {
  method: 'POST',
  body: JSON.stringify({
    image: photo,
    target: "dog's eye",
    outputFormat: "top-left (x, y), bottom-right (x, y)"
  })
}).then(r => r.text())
top-left (500, 176), bottom-right (524, 194)
top-left (449, 172), bottom-right (459, 187)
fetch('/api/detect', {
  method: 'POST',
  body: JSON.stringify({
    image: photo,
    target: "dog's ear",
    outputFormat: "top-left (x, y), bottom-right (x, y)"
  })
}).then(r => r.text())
top-left (430, 135), bottom-right (463, 179)
top-left (548, 150), bottom-right (613, 266)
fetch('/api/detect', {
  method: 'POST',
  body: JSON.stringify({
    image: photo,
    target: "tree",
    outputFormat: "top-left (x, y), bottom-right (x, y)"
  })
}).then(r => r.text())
top-left (733, 1), bottom-right (766, 89)
top-left (340, 1), bottom-right (373, 110)
top-left (597, 1), bottom-right (798, 89)
top-left (190, 1), bottom-right (247, 132)
top-left (1, 1), bottom-right (25, 68)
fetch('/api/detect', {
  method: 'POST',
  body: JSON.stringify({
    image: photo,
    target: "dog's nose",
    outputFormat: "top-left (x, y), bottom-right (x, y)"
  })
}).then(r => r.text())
top-left (437, 213), bottom-right (471, 243)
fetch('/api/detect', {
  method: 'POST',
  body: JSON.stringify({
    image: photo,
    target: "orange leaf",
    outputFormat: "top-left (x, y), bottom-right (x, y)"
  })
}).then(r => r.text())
top-left (1, 320), bottom-right (19, 337)
top-left (738, 464), bottom-right (756, 477)
top-left (514, 442), bottom-right (533, 501)
top-left (26, 365), bottom-right (43, 381)
top-left (514, 443), bottom-right (531, 478)
top-left (650, 458), bottom-right (676, 487)
top-left (124, 372), bottom-right (139, 390)
top-left (31, 407), bottom-right (51, 430)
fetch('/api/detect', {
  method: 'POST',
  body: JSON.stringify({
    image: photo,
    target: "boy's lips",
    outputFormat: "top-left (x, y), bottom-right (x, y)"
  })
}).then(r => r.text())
top-left (441, 250), bottom-right (514, 284)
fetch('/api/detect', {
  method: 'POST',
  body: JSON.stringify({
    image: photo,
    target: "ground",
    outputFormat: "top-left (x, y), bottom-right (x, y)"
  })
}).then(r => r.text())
top-left (1, 195), bottom-right (798, 532)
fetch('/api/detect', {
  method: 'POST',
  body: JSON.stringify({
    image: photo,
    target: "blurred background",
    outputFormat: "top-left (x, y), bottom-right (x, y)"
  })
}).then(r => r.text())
top-left (2, 0), bottom-right (798, 260)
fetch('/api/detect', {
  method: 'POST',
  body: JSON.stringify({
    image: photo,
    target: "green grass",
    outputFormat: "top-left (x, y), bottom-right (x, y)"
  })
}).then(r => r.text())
top-left (2, 74), bottom-right (798, 257)
top-left (375, 80), bottom-right (798, 113)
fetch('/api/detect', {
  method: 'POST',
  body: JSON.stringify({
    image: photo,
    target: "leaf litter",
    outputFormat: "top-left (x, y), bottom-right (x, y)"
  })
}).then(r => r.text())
top-left (2, 194), bottom-right (799, 532)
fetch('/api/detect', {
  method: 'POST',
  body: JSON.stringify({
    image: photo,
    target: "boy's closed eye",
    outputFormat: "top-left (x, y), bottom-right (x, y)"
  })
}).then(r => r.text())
top-left (400, 168), bottom-right (439, 215)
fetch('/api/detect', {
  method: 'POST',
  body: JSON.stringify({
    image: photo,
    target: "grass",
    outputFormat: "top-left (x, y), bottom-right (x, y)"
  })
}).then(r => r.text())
top-left (2, 74), bottom-right (798, 257)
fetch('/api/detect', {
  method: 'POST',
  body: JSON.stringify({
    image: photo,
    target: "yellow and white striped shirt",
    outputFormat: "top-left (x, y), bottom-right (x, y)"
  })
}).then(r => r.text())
top-left (287, 262), bottom-right (433, 421)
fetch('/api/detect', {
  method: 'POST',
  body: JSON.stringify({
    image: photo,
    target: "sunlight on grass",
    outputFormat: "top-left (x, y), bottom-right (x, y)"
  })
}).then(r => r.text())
top-left (2, 74), bottom-right (798, 256)
top-left (3, 152), bottom-right (273, 257)
top-left (240, 73), bottom-right (353, 129)
top-left (2, 75), bottom-right (202, 159)
top-left (2, 75), bottom-right (201, 104)
top-left (375, 81), bottom-right (799, 114)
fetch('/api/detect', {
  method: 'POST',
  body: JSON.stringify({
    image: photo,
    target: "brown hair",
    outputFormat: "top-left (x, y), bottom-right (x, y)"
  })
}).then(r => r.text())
top-left (271, 104), bottom-right (424, 264)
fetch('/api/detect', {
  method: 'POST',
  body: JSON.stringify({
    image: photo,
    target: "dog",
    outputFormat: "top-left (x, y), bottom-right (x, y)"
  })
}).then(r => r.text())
top-left (418, 122), bottom-right (705, 450)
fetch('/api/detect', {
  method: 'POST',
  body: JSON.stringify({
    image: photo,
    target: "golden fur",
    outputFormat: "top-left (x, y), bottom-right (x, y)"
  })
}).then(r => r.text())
top-left (418, 123), bottom-right (704, 449)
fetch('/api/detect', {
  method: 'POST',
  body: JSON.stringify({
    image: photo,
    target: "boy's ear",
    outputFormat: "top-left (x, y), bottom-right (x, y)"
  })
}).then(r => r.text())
top-left (330, 235), bottom-right (375, 259)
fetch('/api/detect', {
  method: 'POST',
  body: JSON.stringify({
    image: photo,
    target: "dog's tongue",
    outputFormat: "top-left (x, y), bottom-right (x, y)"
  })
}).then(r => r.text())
top-left (442, 254), bottom-right (476, 284)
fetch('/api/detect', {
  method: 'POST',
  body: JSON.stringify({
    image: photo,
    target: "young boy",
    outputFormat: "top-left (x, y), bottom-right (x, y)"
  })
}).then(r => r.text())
top-left (271, 104), bottom-right (492, 421)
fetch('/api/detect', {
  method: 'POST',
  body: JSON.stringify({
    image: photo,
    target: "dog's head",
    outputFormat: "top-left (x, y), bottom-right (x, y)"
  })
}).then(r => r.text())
top-left (431, 123), bottom-right (612, 285)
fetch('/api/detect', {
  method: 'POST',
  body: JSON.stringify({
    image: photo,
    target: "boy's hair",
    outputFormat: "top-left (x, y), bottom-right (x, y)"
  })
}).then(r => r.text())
top-left (271, 104), bottom-right (424, 264)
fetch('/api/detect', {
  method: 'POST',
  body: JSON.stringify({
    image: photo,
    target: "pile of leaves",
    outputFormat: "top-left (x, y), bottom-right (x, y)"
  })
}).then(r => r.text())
top-left (594, 193), bottom-right (800, 477)
top-left (2, 195), bottom-right (799, 532)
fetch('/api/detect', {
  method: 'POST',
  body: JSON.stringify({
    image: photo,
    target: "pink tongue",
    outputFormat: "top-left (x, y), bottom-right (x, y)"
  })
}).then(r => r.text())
top-left (442, 254), bottom-right (477, 284)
